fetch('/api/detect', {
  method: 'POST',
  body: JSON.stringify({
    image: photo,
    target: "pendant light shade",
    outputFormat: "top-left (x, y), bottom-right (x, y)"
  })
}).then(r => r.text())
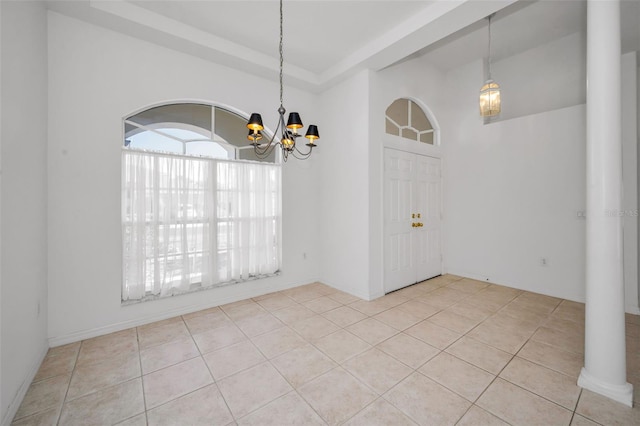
top-left (480, 79), bottom-right (501, 117)
top-left (479, 14), bottom-right (501, 118)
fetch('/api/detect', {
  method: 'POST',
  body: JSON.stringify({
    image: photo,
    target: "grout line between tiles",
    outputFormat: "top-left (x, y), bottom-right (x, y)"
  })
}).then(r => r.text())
top-left (135, 326), bottom-right (149, 425)
top-left (53, 341), bottom-right (83, 426)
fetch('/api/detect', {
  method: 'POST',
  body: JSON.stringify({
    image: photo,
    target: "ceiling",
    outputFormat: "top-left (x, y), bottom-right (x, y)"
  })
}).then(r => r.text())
top-left (130, 0), bottom-right (434, 75)
top-left (47, 0), bottom-right (640, 91)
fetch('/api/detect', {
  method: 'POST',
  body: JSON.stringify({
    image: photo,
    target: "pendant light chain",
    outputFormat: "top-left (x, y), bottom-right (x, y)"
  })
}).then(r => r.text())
top-left (487, 14), bottom-right (492, 80)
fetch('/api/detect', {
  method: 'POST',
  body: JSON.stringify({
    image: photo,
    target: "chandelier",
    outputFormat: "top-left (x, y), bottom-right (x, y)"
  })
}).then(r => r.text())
top-left (246, 0), bottom-right (319, 161)
top-left (479, 14), bottom-right (501, 117)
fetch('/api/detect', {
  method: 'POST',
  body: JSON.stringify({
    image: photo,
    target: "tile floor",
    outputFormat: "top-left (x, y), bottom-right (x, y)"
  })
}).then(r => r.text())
top-left (12, 275), bottom-right (640, 425)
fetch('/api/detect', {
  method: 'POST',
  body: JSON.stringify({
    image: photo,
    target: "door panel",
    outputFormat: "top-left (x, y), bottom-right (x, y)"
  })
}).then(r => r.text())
top-left (415, 155), bottom-right (442, 280)
top-left (384, 148), bottom-right (441, 293)
top-left (384, 149), bottom-right (415, 289)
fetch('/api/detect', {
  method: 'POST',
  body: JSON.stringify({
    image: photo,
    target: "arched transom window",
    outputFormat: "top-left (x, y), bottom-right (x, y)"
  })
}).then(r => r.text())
top-left (124, 103), bottom-right (275, 163)
top-left (385, 98), bottom-right (436, 145)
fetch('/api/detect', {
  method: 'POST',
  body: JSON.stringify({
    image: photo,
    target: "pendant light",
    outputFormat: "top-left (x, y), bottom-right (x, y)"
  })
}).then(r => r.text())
top-left (479, 14), bottom-right (501, 117)
top-left (247, 0), bottom-right (319, 161)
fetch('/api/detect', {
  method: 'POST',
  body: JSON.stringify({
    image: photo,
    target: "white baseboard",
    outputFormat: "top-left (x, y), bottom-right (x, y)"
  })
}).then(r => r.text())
top-left (48, 278), bottom-right (317, 347)
top-left (318, 279), bottom-right (371, 301)
top-left (444, 269), bottom-right (493, 285)
top-left (1, 345), bottom-right (48, 426)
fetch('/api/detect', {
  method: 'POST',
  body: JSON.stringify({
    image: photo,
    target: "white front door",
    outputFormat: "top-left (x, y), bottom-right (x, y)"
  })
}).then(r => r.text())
top-left (384, 148), bottom-right (441, 293)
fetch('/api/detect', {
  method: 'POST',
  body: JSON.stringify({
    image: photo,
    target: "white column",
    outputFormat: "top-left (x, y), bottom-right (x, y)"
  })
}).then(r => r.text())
top-left (578, 0), bottom-right (633, 407)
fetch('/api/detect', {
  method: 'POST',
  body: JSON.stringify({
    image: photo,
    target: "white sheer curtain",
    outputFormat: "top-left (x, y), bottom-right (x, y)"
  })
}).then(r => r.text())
top-left (122, 150), bottom-right (281, 301)
top-left (216, 161), bottom-right (282, 283)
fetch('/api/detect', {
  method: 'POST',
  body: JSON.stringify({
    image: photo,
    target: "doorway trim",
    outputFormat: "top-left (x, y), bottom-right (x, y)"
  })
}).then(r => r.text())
top-left (382, 97), bottom-right (443, 294)
top-left (369, 97), bottom-right (444, 300)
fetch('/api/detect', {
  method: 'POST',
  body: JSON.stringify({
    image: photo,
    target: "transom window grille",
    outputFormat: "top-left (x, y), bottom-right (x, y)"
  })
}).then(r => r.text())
top-left (122, 102), bottom-right (281, 303)
top-left (385, 98), bottom-right (436, 145)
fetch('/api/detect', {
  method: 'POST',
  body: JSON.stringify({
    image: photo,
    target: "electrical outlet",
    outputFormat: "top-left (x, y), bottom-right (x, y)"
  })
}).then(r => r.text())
top-left (540, 257), bottom-right (548, 266)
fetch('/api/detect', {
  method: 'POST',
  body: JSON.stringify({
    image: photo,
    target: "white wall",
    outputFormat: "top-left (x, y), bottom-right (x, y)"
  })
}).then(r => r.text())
top-left (491, 31), bottom-right (586, 121)
top-left (47, 12), bottom-right (321, 345)
top-left (442, 52), bottom-right (588, 301)
top-left (439, 43), bottom-right (639, 309)
top-left (318, 70), bottom-right (371, 299)
top-left (443, 74), bottom-right (588, 301)
top-left (0, 2), bottom-right (49, 423)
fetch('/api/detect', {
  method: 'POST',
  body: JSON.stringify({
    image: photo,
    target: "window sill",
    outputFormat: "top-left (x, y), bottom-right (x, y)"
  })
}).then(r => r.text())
top-left (121, 270), bottom-right (281, 306)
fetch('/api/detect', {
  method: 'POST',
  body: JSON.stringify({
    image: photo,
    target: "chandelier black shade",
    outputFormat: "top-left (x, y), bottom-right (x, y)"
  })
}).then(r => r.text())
top-left (247, 113), bottom-right (264, 132)
top-left (286, 112), bottom-right (303, 131)
top-left (305, 125), bottom-right (319, 145)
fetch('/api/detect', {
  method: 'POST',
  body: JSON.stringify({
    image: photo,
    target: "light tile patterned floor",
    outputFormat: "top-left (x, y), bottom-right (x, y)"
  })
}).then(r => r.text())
top-left (13, 275), bottom-right (640, 425)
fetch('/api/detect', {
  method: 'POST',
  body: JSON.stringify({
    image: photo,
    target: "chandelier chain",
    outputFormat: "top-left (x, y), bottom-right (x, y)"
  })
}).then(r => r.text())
top-left (279, 0), bottom-right (284, 108)
top-left (247, 0), bottom-right (318, 162)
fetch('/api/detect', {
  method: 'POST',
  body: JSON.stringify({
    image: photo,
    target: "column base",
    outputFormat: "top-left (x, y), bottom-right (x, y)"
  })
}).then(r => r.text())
top-left (578, 367), bottom-right (634, 407)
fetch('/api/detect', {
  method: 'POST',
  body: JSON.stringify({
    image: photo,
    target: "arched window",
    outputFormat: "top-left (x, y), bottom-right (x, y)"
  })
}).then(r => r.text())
top-left (124, 103), bottom-right (276, 163)
top-left (385, 98), bottom-right (437, 145)
top-left (122, 102), bottom-right (281, 303)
